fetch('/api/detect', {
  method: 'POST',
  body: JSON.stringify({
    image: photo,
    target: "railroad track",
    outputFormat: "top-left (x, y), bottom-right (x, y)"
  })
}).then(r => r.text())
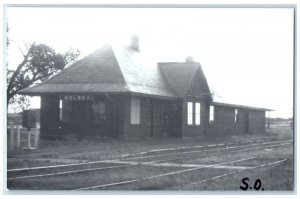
top-left (8, 139), bottom-right (292, 181)
top-left (73, 158), bottom-right (289, 190)
top-left (170, 158), bottom-right (289, 190)
top-left (120, 140), bottom-right (292, 162)
top-left (8, 136), bottom-right (279, 160)
top-left (7, 137), bottom-right (286, 172)
top-left (74, 156), bottom-right (258, 190)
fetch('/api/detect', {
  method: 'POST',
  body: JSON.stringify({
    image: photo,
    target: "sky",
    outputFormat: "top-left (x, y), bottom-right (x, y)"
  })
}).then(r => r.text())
top-left (5, 6), bottom-right (294, 118)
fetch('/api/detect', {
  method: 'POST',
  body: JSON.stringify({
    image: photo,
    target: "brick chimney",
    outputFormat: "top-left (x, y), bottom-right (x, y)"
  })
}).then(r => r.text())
top-left (185, 56), bottom-right (194, 62)
top-left (130, 35), bottom-right (139, 52)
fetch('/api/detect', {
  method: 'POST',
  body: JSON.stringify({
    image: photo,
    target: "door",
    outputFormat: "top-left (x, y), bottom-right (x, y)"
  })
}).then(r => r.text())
top-left (91, 100), bottom-right (108, 137)
top-left (71, 101), bottom-right (92, 136)
top-left (151, 100), bottom-right (168, 138)
top-left (169, 101), bottom-right (181, 137)
top-left (140, 98), bottom-right (154, 138)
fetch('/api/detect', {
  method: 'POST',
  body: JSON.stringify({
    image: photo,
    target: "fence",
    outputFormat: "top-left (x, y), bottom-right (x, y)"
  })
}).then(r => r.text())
top-left (8, 123), bottom-right (40, 151)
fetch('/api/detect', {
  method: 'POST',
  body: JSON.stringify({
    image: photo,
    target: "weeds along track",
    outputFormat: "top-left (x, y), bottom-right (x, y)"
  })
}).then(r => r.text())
top-left (9, 136), bottom-right (279, 159)
top-left (120, 140), bottom-right (292, 162)
top-left (170, 158), bottom-right (289, 190)
top-left (73, 158), bottom-right (289, 190)
top-left (73, 156), bottom-right (257, 190)
top-left (7, 137), bottom-right (285, 172)
top-left (117, 137), bottom-right (279, 158)
top-left (138, 140), bottom-right (292, 164)
top-left (7, 139), bottom-right (292, 181)
top-left (8, 139), bottom-right (292, 180)
top-left (7, 138), bottom-right (288, 173)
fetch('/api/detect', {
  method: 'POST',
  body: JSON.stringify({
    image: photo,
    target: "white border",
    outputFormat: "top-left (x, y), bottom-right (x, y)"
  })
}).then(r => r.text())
top-left (1, 0), bottom-right (298, 198)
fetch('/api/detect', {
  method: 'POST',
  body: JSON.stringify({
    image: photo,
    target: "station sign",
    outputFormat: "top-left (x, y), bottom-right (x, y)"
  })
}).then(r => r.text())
top-left (59, 95), bottom-right (95, 101)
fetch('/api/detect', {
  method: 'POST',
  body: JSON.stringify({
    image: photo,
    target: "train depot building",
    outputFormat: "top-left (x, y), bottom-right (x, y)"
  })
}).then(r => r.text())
top-left (20, 37), bottom-right (272, 140)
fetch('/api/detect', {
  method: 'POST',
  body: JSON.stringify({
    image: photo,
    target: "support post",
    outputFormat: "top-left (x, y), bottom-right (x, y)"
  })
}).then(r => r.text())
top-left (16, 125), bottom-right (20, 150)
top-left (34, 128), bottom-right (39, 148)
top-left (28, 131), bottom-right (31, 149)
top-left (9, 123), bottom-right (15, 150)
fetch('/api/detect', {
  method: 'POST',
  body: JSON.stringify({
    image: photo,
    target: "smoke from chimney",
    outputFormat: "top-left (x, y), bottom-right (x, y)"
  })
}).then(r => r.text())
top-left (131, 35), bottom-right (139, 52)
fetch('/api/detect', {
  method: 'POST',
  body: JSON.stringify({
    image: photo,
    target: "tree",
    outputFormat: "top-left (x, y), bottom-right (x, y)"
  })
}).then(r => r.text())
top-left (7, 43), bottom-right (80, 110)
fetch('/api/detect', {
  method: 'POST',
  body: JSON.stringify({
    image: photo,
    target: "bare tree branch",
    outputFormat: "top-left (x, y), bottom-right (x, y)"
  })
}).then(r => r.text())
top-left (17, 45), bottom-right (25, 58)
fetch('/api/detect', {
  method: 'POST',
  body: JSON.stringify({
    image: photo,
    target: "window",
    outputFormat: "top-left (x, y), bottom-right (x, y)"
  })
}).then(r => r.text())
top-left (234, 109), bottom-right (238, 124)
top-left (187, 102), bottom-right (193, 125)
top-left (92, 101), bottom-right (106, 123)
top-left (195, 103), bottom-right (201, 125)
top-left (131, 97), bottom-right (140, 124)
top-left (209, 106), bottom-right (214, 124)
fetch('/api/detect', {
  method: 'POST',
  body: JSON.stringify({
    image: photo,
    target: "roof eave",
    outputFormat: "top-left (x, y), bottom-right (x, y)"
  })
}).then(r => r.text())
top-left (212, 102), bottom-right (274, 111)
top-left (129, 92), bottom-right (179, 100)
top-left (18, 89), bottom-right (179, 100)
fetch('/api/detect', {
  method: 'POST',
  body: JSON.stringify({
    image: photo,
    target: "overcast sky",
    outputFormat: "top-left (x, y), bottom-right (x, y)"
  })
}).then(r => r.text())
top-left (6, 6), bottom-right (294, 118)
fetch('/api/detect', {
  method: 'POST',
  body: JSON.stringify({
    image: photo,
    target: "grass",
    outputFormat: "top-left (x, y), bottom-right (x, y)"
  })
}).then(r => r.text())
top-left (174, 143), bottom-right (293, 165)
top-left (105, 167), bottom-right (230, 191)
top-left (6, 121), bottom-right (294, 191)
top-left (8, 122), bottom-right (293, 168)
top-left (8, 164), bottom-right (184, 190)
top-left (181, 159), bottom-right (293, 191)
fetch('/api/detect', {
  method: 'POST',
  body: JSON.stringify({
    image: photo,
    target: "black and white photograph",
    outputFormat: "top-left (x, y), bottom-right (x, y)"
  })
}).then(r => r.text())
top-left (4, 3), bottom-right (295, 193)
